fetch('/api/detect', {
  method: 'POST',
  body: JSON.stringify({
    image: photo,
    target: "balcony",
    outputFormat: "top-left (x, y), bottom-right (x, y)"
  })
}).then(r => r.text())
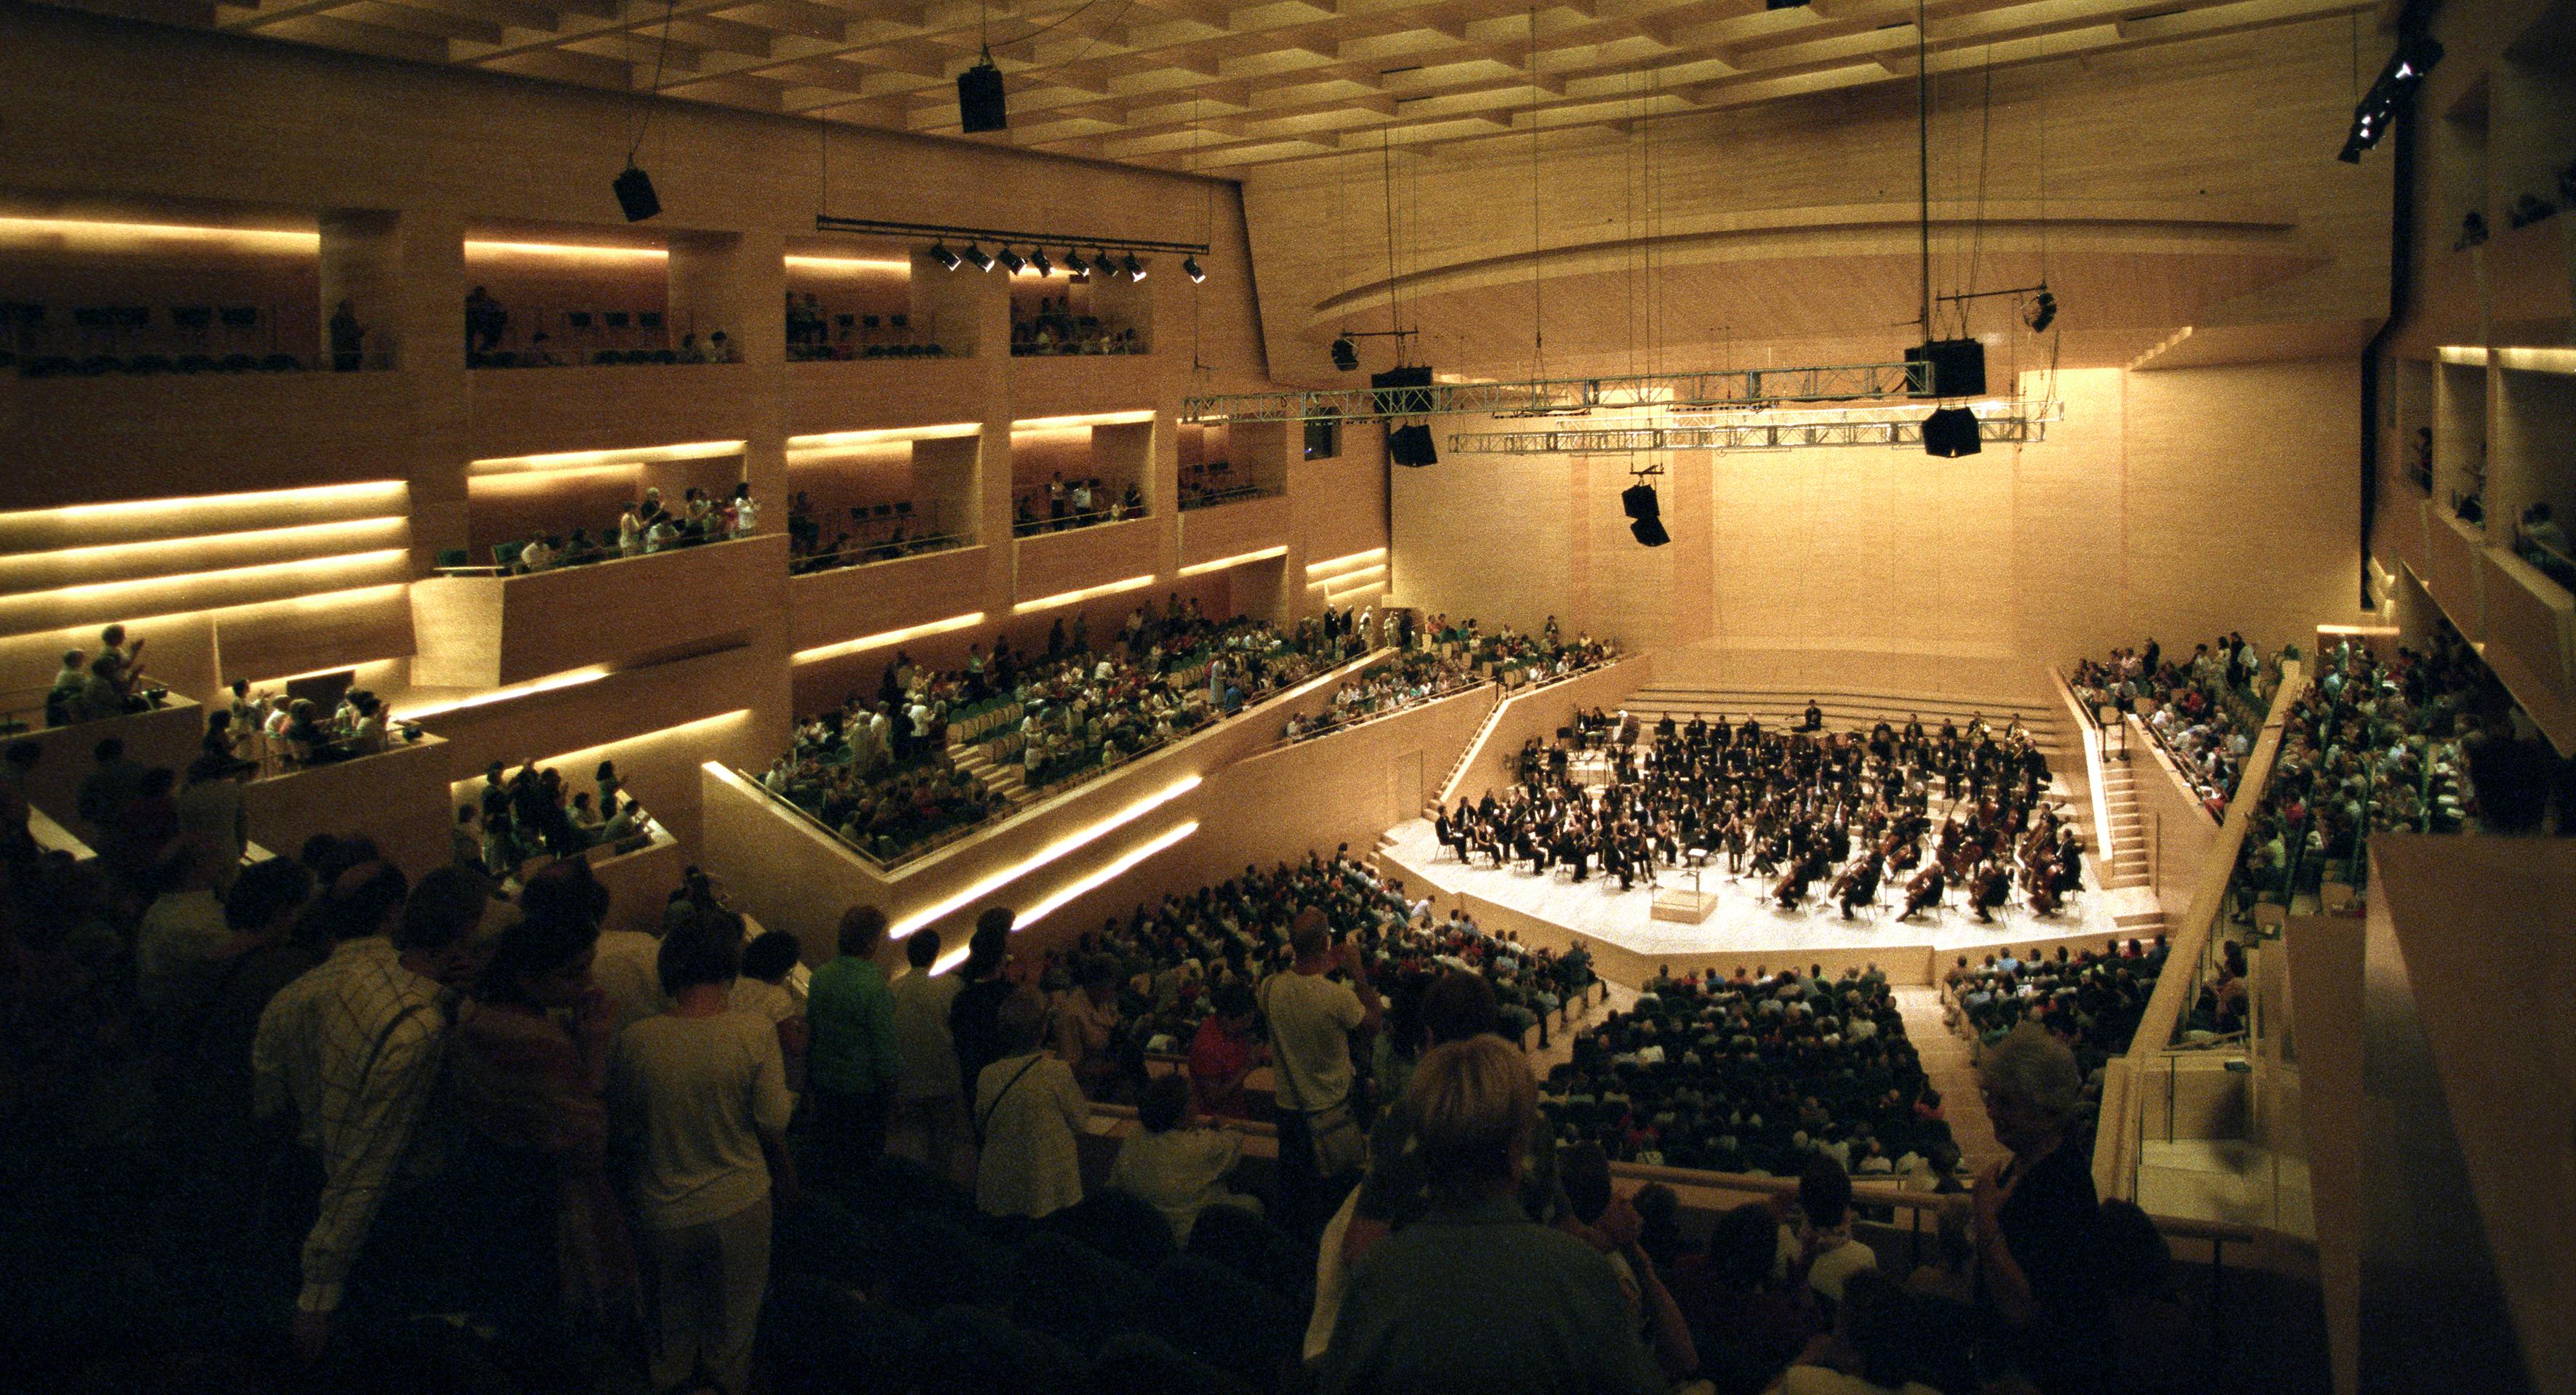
top-left (783, 354), bottom-right (988, 437)
top-left (1178, 492), bottom-right (1291, 570)
top-left (2422, 510), bottom-right (2489, 640)
top-left (1014, 515), bottom-right (1157, 606)
top-left (240, 732), bottom-right (452, 877)
top-left (462, 361), bottom-right (752, 459)
top-left (2484, 214), bottom-right (2573, 345)
top-left (2476, 544), bottom-right (2576, 751)
top-left (789, 543), bottom-right (990, 656)
top-left (0, 369), bottom-right (417, 509)
top-left (1011, 354), bottom-right (1160, 419)
top-left (411, 534), bottom-right (785, 688)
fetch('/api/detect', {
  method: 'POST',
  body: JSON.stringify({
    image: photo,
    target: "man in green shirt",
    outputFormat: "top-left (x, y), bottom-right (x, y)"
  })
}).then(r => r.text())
top-left (805, 905), bottom-right (902, 1176)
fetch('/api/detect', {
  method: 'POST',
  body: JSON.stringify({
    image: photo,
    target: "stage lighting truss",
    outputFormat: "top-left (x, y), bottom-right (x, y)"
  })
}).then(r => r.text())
top-left (1182, 360), bottom-right (1930, 425)
top-left (1441, 398), bottom-right (2064, 456)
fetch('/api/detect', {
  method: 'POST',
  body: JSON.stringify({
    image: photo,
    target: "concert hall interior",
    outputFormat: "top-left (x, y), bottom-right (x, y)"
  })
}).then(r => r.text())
top-left (3, 0), bottom-right (2572, 1391)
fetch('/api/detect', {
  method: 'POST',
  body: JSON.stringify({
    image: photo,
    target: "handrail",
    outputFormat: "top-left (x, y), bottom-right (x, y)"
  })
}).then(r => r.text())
top-left (787, 530), bottom-right (974, 574)
top-left (1012, 505), bottom-right (1141, 537)
top-left (2050, 664), bottom-right (2121, 876)
top-left (1280, 672), bottom-right (1494, 746)
top-left (433, 529), bottom-right (767, 579)
top-left (2129, 713), bottom-right (2229, 826)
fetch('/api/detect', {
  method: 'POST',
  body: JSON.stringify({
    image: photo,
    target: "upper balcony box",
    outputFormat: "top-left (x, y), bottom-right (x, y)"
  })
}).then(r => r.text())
top-left (785, 355), bottom-right (986, 438)
top-left (2424, 510), bottom-right (2489, 640)
top-left (790, 544), bottom-right (989, 657)
top-left (465, 362), bottom-right (750, 460)
top-left (1016, 517), bottom-right (1155, 606)
top-left (1179, 493), bottom-right (1291, 571)
top-left (1014, 354), bottom-right (1162, 420)
top-left (411, 534), bottom-right (785, 688)
top-left (2476, 546), bottom-right (2576, 748)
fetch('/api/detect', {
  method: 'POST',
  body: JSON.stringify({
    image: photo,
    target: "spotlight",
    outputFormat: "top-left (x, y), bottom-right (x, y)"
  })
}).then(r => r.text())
top-left (962, 243), bottom-right (994, 272)
top-left (1090, 250), bottom-right (1113, 278)
top-left (1182, 254), bottom-right (1205, 283)
top-left (958, 51), bottom-right (1007, 132)
top-left (1922, 406), bottom-right (1983, 458)
top-left (1387, 422), bottom-right (1438, 467)
top-left (1023, 249), bottom-right (1048, 277)
top-left (1330, 336), bottom-right (1360, 371)
top-left (998, 246), bottom-right (1027, 274)
top-left (2338, 31), bottom-right (2440, 162)
top-left (2023, 287), bottom-right (2057, 334)
top-left (611, 165), bottom-right (660, 222)
top-left (1122, 252), bottom-right (1147, 281)
top-left (930, 241), bottom-right (961, 271)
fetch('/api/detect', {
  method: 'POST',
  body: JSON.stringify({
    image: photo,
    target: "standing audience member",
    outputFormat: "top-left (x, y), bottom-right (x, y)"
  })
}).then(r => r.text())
top-left (134, 844), bottom-right (231, 1023)
top-left (610, 909), bottom-right (795, 1395)
top-left (1051, 952), bottom-right (1123, 1098)
top-left (1259, 906), bottom-right (1383, 1239)
top-left (1314, 1034), bottom-right (1672, 1395)
top-left (805, 904), bottom-right (901, 1175)
top-left (948, 909), bottom-right (1018, 1101)
top-left (889, 928), bottom-right (969, 1184)
top-left (1186, 981), bottom-right (1266, 1119)
top-left (1976, 1023), bottom-right (2104, 1392)
top-left (972, 987), bottom-right (1088, 1219)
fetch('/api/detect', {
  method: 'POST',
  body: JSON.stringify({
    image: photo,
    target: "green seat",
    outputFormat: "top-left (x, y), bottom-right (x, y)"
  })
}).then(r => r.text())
top-left (491, 540), bottom-right (524, 568)
top-left (435, 547), bottom-right (470, 568)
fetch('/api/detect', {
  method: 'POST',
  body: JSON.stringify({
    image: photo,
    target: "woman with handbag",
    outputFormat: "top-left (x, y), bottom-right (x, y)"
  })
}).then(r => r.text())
top-left (973, 987), bottom-right (1091, 1219)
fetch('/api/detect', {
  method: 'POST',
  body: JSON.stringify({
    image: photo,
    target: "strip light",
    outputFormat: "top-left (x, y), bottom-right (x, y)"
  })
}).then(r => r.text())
top-left (470, 441), bottom-right (746, 475)
top-left (1309, 563), bottom-right (1387, 592)
top-left (0, 216), bottom-right (318, 252)
top-left (454, 710), bottom-right (750, 792)
top-left (2496, 347), bottom-right (2576, 374)
top-left (792, 611), bottom-right (987, 665)
top-left (1010, 410), bottom-right (1157, 431)
top-left (0, 548), bottom-right (409, 608)
top-left (891, 774), bottom-right (1203, 938)
top-left (0, 481), bottom-right (406, 525)
top-left (786, 422), bottom-right (984, 455)
top-left (933, 819), bottom-right (1200, 972)
top-left (398, 664), bottom-right (611, 723)
top-left (0, 516), bottom-right (409, 571)
top-left (464, 239), bottom-right (666, 261)
top-left (1304, 547), bottom-right (1387, 576)
top-left (2436, 345), bottom-right (2489, 366)
top-left (9, 582), bottom-right (408, 649)
top-left (784, 254), bottom-right (912, 273)
top-left (1176, 545), bottom-right (1288, 578)
top-left (1013, 574), bottom-right (1156, 615)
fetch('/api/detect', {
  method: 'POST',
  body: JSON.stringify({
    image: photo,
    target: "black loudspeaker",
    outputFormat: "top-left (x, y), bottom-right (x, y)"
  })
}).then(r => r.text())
top-left (958, 61), bottom-right (1007, 133)
top-left (1621, 482), bottom-right (1659, 522)
top-left (1371, 365), bottom-right (1435, 416)
top-left (1905, 338), bottom-right (1986, 398)
top-left (612, 166), bottom-right (660, 222)
top-left (1387, 423), bottom-right (1438, 467)
top-left (1631, 516), bottom-right (1671, 547)
top-left (1922, 406), bottom-right (1983, 458)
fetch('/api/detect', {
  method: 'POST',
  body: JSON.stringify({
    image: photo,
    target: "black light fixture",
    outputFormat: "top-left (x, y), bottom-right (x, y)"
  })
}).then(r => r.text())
top-left (1090, 249), bottom-right (1114, 278)
top-left (998, 246), bottom-right (1027, 274)
top-left (1122, 252), bottom-right (1147, 281)
top-left (958, 49), bottom-right (1007, 133)
top-left (2023, 286), bottom-right (2057, 334)
top-left (1922, 406), bottom-right (1983, 458)
top-left (930, 241), bottom-right (961, 271)
top-left (1330, 336), bottom-right (1360, 371)
top-left (1182, 254), bottom-right (1205, 283)
top-left (1029, 248), bottom-right (1053, 277)
top-left (1387, 422), bottom-right (1438, 467)
top-left (612, 164), bottom-right (661, 222)
top-left (962, 243), bottom-right (994, 272)
top-left (2338, 30), bottom-right (2441, 162)
top-left (1623, 480), bottom-right (1669, 547)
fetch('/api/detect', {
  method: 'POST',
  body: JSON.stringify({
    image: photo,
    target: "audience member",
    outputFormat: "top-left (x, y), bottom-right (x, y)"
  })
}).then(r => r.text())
top-left (1106, 1073), bottom-right (1262, 1242)
top-left (891, 926), bottom-right (971, 1182)
top-left (806, 904), bottom-right (902, 1174)
top-left (1260, 906), bottom-right (1383, 1238)
top-left (974, 986), bottom-right (1091, 1219)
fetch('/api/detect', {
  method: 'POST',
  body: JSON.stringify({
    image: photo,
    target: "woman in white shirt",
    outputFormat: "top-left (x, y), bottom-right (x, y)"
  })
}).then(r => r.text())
top-left (1105, 1074), bottom-right (1259, 1242)
top-left (973, 988), bottom-right (1089, 1219)
top-left (609, 912), bottom-right (795, 1395)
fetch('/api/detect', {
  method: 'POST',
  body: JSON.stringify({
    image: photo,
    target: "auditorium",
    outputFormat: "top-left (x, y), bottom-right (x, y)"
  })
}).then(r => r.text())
top-left (1, 0), bottom-right (2569, 1388)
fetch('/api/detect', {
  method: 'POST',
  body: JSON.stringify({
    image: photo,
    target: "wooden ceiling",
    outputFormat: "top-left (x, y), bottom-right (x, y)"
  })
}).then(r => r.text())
top-left (50, 0), bottom-right (2377, 173)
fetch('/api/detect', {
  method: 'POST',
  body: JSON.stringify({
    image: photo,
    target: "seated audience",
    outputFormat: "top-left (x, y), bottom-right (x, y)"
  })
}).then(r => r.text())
top-left (1106, 1073), bottom-right (1263, 1242)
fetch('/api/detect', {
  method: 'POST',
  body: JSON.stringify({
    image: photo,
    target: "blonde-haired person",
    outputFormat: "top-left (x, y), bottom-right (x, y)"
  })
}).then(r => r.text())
top-left (1315, 1034), bottom-right (1679, 1395)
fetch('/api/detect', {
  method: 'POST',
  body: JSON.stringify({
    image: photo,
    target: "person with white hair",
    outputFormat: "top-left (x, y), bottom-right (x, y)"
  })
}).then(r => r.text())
top-left (1974, 1022), bottom-right (2103, 1388)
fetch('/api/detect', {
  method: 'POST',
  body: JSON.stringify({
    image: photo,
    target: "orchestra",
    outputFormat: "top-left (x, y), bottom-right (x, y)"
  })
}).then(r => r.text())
top-left (1432, 708), bottom-right (2088, 924)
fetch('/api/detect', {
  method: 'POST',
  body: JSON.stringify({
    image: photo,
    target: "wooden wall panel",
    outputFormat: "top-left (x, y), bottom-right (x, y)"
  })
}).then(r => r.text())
top-left (787, 545), bottom-right (990, 654)
top-left (2127, 723), bottom-right (2225, 917)
top-left (240, 733), bottom-right (452, 877)
top-left (9, 698), bottom-right (204, 840)
top-left (1179, 494), bottom-right (1291, 568)
top-left (211, 584), bottom-right (414, 689)
top-left (1013, 518), bottom-right (1160, 601)
top-left (410, 535), bottom-right (785, 687)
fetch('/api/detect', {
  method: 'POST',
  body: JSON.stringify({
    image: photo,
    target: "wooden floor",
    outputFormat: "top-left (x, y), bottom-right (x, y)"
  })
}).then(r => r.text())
top-left (1896, 984), bottom-right (2005, 1178)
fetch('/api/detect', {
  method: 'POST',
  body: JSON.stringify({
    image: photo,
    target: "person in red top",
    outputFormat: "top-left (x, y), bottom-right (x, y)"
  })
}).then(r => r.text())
top-left (1187, 981), bottom-right (1266, 1119)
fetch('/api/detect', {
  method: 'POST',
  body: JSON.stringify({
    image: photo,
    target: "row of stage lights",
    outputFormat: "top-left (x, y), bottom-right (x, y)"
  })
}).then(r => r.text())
top-left (926, 241), bottom-right (1204, 284)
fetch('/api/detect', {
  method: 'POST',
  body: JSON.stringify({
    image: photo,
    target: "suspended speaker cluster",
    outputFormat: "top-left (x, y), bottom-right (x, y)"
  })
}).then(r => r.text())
top-left (1623, 481), bottom-right (1669, 547)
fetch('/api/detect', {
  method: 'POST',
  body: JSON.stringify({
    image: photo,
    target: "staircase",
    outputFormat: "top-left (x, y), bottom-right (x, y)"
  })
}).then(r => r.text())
top-left (2094, 756), bottom-right (2153, 891)
top-left (1895, 985), bottom-right (2005, 1177)
top-left (949, 741), bottom-right (1036, 811)
top-left (1427, 688), bottom-right (1510, 816)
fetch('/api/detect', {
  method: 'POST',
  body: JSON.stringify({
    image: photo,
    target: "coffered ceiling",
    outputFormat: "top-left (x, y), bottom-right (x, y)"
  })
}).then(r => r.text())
top-left (46, 0), bottom-right (2375, 172)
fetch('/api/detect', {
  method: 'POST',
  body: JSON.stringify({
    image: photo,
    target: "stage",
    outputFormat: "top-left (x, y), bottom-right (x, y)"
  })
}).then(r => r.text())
top-left (1376, 816), bottom-right (2165, 987)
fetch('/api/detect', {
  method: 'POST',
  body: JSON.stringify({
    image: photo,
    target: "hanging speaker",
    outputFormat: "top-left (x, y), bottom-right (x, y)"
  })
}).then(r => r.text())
top-left (611, 166), bottom-right (660, 222)
top-left (958, 60), bottom-right (1007, 133)
top-left (1371, 365), bottom-right (1435, 416)
top-left (1905, 338), bottom-right (1986, 398)
top-left (1621, 482), bottom-right (1660, 522)
top-left (1922, 406), bottom-right (1983, 458)
top-left (1631, 517), bottom-right (1670, 547)
top-left (1387, 423), bottom-right (1438, 467)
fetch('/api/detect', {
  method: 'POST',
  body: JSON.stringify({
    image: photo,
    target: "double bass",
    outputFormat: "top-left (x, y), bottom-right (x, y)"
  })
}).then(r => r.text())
top-left (1898, 861), bottom-right (1946, 920)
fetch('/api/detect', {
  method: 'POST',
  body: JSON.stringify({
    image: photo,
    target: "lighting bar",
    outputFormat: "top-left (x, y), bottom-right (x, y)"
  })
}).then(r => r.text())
top-left (792, 611), bottom-right (987, 665)
top-left (1013, 574), bottom-right (1157, 614)
top-left (397, 664), bottom-right (611, 723)
top-left (1185, 362), bottom-right (1925, 425)
top-left (1308, 563), bottom-right (1387, 592)
top-left (783, 254), bottom-right (912, 273)
top-left (0, 216), bottom-right (318, 252)
top-left (1010, 410), bottom-right (1157, 431)
top-left (816, 214), bottom-right (1207, 259)
top-left (0, 515), bottom-right (409, 571)
top-left (1305, 547), bottom-right (1387, 576)
top-left (785, 422), bottom-right (983, 455)
top-left (1, 480), bottom-right (406, 526)
top-left (2436, 345), bottom-right (2487, 366)
top-left (1445, 400), bottom-right (2062, 455)
top-left (891, 774), bottom-right (1203, 938)
top-left (2496, 347), bottom-right (2576, 374)
top-left (470, 440), bottom-right (745, 475)
top-left (464, 240), bottom-right (665, 261)
top-left (933, 819), bottom-right (1203, 971)
top-left (0, 548), bottom-right (408, 608)
top-left (1176, 545), bottom-right (1288, 578)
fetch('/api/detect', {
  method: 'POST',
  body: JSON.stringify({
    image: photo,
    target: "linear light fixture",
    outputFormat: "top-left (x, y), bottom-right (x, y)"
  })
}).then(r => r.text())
top-left (0, 548), bottom-right (409, 608)
top-left (783, 254), bottom-right (912, 273)
top-left (792, 610), bottom-right (987, 664)
top-left (453, 710), bottom-right (750, 793)
top-left (397, 664), bottom-right (612, 723)
top-left (0, 515), bottom-right (409, 571)
top-left (1010, 410), bottom-right (1157, 431)
top-left (2436, 345), bottom-right (2489, 366)
top-left (932, 819), bottom-right (1203, 972)
top-left (247, 658), bottom-right (404, 688)
top-left (2496, 347), bottom-right (2576, 374)
top-left (785, 422), bottom-right (984, 457)
top-left (0, 480), bottom-right (406, 526)
top-left (891, 774), bottom-right (1203, 938)
top-left (11, 582), bottom-right (407, 648)
top-left (469, 440), bottom-right (746, 475)
top-left (1176, 545), bottom-right (1288, 578)
top-left (1304, 547), bottom-right (1387, 576)
top-left (464, 239), bottom-right (666, 261)
top-left (0, 216), bottom-right (319, 253)
top-left (1308, 563), bottom-right (1387, 592)
top-left (1013, 574), bottom-right (1156, 615)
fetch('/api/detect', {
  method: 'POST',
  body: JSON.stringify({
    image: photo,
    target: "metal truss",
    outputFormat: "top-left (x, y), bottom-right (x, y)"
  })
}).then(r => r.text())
top-left (1444, 401), bottom-right (2063, 455)
top-left (1181, 361), bottom-right (1930, 425)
